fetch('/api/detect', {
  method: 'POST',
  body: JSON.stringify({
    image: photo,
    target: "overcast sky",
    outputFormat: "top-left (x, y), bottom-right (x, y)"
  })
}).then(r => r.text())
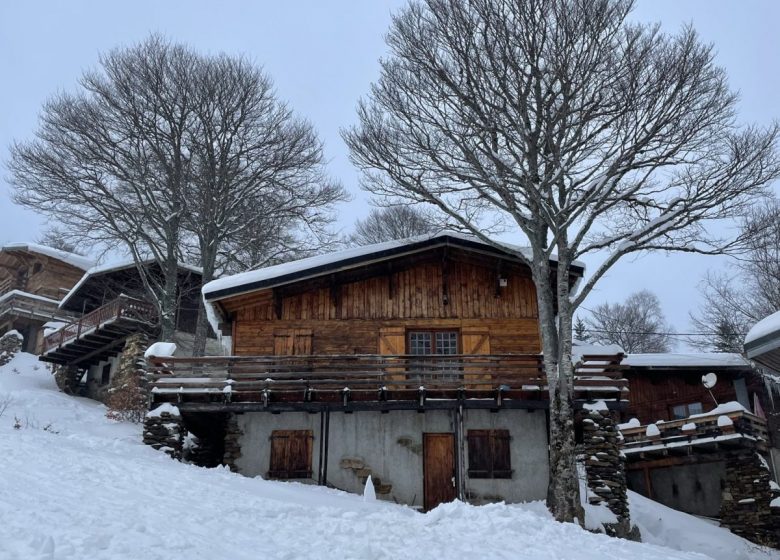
top-left (1, 0), bottom-right (778, 345)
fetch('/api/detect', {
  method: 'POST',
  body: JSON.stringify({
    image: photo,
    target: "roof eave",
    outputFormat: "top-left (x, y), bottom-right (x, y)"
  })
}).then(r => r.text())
top-left (204, 235), bottom-right (584, 303)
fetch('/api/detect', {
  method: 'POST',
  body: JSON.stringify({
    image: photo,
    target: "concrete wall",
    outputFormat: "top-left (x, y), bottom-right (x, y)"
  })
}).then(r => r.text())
top-left (234, 408), bottom-right (549, 509)
top-left (85, 356), bottom-right (120, 400)
top-left (626, 461), bottom-right (726, 517)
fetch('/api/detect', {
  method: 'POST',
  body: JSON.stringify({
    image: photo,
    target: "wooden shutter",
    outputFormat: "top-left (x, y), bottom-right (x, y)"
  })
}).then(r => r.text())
top-left (273, 329), bottom-right (313, 356)
top-left (490, 429), bottom-right (512, 478)
top-left (467, 430), bottom-right (492, 478)
top-left (467, 429), bottom-right (512, 479)
top-left (462, 328), bottom-right (491, 390)
top-left (378, 326), bottom-right (406, 384)
top-left (268, 430), bottom-right (313, 479)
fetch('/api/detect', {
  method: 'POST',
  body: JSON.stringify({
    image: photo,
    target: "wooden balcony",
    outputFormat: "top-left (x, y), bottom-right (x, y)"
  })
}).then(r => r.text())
top-left (621, 409), bottom-right (769, 459)
top-left (147, 353), bottom-right (627, 412)
top-left (41, 295), bottom-right (156, 366)
top-left (0, 289), bottom-right (74, 324)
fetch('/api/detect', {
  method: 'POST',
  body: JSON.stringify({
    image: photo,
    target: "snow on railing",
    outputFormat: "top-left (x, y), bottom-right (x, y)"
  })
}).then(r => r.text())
top-left (620, 407), bottom-right (769, 455)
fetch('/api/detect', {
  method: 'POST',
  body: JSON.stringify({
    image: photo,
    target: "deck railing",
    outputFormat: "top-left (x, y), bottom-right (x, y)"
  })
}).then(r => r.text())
top-left (620, 409), bottom-right (769, 455)
top-left (147, 353), bottom-right (627, 406)
top-left (42, 295), bottom-right (156, 354)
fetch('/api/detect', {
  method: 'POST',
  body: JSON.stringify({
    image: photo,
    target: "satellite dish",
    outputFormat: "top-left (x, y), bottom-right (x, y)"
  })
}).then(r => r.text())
top-left (702, 372), bottom-right (718, 389)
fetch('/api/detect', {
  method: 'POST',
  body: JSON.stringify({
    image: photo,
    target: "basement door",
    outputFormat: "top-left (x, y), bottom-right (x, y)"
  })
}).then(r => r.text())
top-left (423, 433), bottom-right (456, 511)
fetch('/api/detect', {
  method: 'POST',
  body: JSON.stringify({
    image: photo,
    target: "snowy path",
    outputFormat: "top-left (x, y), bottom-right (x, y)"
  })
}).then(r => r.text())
top-left (0, 353), bottom-right (777, 560)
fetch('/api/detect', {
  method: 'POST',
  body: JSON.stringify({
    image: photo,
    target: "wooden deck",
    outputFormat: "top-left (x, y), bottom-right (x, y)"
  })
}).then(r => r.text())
top-left (41, 295), bottom-right (156, 366)
top-left (0, 290), bottom-right (74, 323)
top-left (621, 409), bottom-right (769, 459)
top-left (147, 353), bottom-right (627, 412)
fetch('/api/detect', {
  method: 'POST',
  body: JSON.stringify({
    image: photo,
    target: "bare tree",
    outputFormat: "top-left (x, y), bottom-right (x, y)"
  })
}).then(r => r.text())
top-left (181, 51), bottom-right (346, 353)
top-left (10, 36), bottom-right (194, 340)
top-left (343, 0), bottom-right (780, 522)
top-left (351, 206), bottom-right (438, 245)
top-left (10, 36), bottom-right (345, 350)
top-left (584, 290), bottom-right (674, 353)
top-left (689, 200), bottom-right (780, 352)
top-left (36, 229), bottom-right (85, 256)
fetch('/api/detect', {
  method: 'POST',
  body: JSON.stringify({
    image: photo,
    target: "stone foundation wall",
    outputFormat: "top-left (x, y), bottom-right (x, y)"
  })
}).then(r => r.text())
top-left (143, 404), bottom-right (184, 459)
top-left (581, 407), bottom-right (633, 538)
top-left (52, 364), bottom-right (81, 394)
top-left (223, 413), bottom-right (243, 472)
top-left (0, 331), bottom-right (23, 367)
top-left (105, 333), bottom-right (150, 422)
top-left (720, 449), bottom-right (780, 548)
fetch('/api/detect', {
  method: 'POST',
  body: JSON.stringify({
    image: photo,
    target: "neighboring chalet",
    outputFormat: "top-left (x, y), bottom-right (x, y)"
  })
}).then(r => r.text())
top-left (745, 310), bottom-right (780, 486)
top-left (0, 243), bottom-right (94, 353)
top-left (614, 353), bottom-right (775, 516)
top-left (39, 259), bottom-right (218, 400)
top-left (146, 233), bottom-right (627, 512)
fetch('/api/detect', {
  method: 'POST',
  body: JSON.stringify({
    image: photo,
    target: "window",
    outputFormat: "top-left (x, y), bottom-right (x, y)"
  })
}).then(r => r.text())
top-left (671, 402), bottom-right (703, 419)
top-left (467, 429), bottom-right (512, 479)
top-left (407, 330), bottom-right (460, 381)
top-left (268, 430), bottom-right (313, 479)
top-left (101, 363), bottom-right (111, 385)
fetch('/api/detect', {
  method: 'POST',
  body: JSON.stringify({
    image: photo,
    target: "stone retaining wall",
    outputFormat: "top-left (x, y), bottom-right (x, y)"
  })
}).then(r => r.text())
top-left (223, 413), bottom-right (243, 472)
top-left (720, 449), bottom-right (780, 548)
top-left (580, 407), bottom-right (634, 538)
top-left (0, 331), bottom-right (23, 367)
top-left (143, 404), bottom-right (184, 459)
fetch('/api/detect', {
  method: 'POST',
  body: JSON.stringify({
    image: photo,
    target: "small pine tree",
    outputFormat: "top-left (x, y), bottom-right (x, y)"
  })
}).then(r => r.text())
top-left (574, 316), bottom-right (590, 343)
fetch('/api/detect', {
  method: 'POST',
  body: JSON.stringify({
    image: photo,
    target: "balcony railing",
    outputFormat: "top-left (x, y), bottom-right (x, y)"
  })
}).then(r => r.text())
top-left (147, 353), bottom-right (627, 408)
top-left (0, 289), bottom-right (73, 322)
top-left (42, 295), bottom-right (156, 354)
top-left (620, 409), bottom-right (769, 456)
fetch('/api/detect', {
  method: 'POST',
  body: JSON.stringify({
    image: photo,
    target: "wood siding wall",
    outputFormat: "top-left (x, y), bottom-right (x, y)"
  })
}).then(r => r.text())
top-left (223, 259), bottom-right (541, 356)
top-left (622, 371), bottom-right (745, 424)
top-left (0, 253), bottom-right (84, 300)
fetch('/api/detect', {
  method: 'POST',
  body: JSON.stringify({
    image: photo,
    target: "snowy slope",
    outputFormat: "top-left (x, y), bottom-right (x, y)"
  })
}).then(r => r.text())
top-left (0, 353), bottom-right (777, 560)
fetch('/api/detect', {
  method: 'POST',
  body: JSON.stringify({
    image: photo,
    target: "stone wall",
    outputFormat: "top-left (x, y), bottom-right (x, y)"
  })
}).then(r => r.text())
top-left (52, 364), bottom-right (81, 394)
top-left (720, 449), bottom-right (780, 548)
top-left (0, 331), bottom-right (23, 367)
top-left (143, 404), bottom-right (184, 459)
top-left (105, 333), bottom-right (150, 422)
top-left (223, 413), bottom-right (243, 472)
top-left (580, 406), bottom-right (634, 539)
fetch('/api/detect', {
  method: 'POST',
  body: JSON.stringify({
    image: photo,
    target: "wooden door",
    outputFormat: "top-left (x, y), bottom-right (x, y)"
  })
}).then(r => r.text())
top-left (423, 433), bottom-right (456, 511)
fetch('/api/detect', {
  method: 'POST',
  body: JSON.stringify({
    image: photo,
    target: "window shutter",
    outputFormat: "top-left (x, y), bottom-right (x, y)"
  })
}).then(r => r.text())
top-left (467, 429), bottom-right (512, 479)
top-left (378, 327), bottom-right (406, 384)
top-left (491, 429), bottom-right (512, 479)
top-left (462, 328), bottom-right (490, 390)
top-left (273, 329), bottom-right (312, 356)
top-left (268, 432), bottom-right (290, 478)
top-left (268, 430), bottom-right (313, 479)
top-left (467, 430), bottom-right (492, 478)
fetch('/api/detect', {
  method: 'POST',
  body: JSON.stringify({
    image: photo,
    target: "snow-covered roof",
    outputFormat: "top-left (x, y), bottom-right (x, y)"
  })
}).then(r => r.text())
top-left (622, 353), bottom-right (750, 369)
top-left (745, 310), bottom-right (780, 347)
top-left (59, 258), bottom-right (203, 310)
top-left (1, 242), bottom-right (95, 271)
top-left (203, 231), bottom-right (584, 302)
top-left (0, 289), bottom-right (60, 306)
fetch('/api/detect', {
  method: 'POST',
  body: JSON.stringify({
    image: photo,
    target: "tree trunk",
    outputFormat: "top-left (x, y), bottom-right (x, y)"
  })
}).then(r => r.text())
top-left (158, 253), bottom-right (179, 341)
top-left (192, 243), bottom-right (218, 357)
top-left (534, 253), bottom-right (583, 524)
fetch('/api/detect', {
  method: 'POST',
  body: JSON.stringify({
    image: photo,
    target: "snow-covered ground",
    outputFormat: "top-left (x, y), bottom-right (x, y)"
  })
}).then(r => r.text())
top-left (0, 352), bottom-right (777, 560)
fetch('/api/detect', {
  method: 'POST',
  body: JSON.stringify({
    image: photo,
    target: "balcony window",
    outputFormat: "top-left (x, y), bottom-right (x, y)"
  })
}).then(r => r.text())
top-left (407, 330), bottom-right (460, 381)
top-left (671, 402), bottom-right (703, 419)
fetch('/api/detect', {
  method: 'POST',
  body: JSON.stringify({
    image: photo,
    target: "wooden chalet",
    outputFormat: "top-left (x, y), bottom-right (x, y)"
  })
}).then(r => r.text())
top-left (0, 243), bottom-right (94, 353)
top-left (615, 353), bottom-right (778, 518)
top-left (147, 233), bottom-right (627, 511)
top-left (40, 259), bottom-right (208, 400)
